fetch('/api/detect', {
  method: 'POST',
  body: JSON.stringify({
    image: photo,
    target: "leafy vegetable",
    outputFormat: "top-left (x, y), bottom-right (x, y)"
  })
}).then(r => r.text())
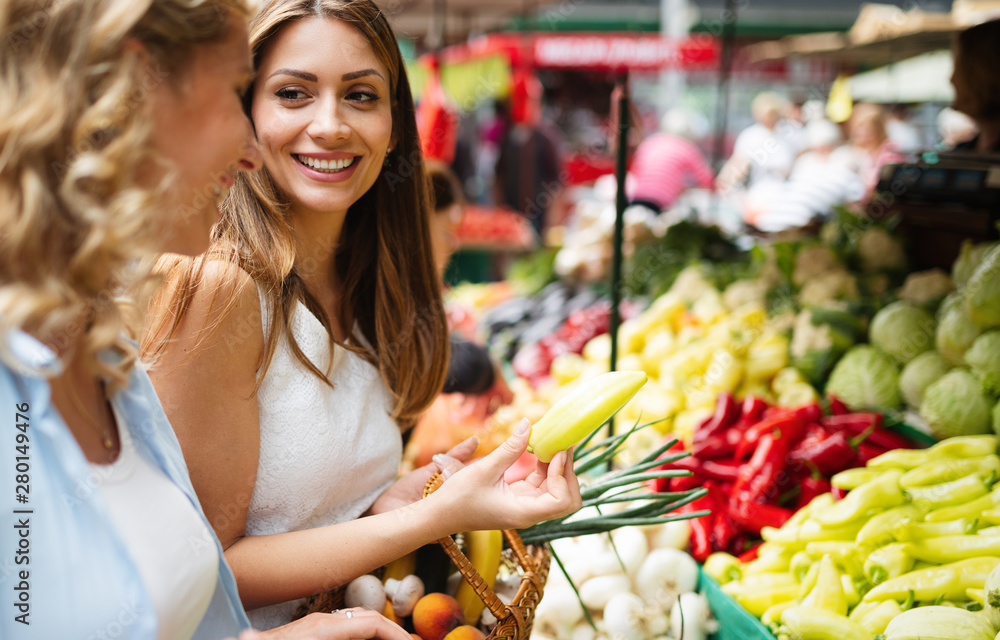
top-left (966, 245), bottom-right (1000, 329)
top-left (920, 369), bottom-right (993, 439)
top-left (952, 240), bottom-right (997, 288)
top-left (790, 307), bottom-right (860, 386)
top-left (826, 345), bottom-right (902, 410)
top-left (899, 351), bottom-right (952, 409)
top-left (869, 302), bottom-right (936, 365)
top-left (936, 292), bottom-right (983, 366)
top-left (623, 221), bottom-right (751, 299)
top-left (994, 399), bottom-right (1000, 436)
top-left (965, 330), bottom-right (1000, 399)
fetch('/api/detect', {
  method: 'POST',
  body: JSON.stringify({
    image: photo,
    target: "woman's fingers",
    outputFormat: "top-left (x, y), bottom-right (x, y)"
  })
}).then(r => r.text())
top-left (444, 435), bottom-right (479, 462)
top-left (266, 608), bottom-right (412, 640)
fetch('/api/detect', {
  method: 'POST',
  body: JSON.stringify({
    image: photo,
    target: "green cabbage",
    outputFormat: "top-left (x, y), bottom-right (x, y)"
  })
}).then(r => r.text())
top-left (826, 345), bottom-right (901, 410)
top-left (869, 301), bottom-right (936, 365)
top-left (966, 245), bottom-right (1000, 329)
top-left (952, 240), bottom-right (997, 288)
top-left (899, 351), bottom-right (952, 409)
top-left (920, 369), bottom-right (993, 439)
top-left (966, 330), bottom-right (1000, 399)
top-left (994, 399), bottom-right (1000, 436)
top-left (936, 292), bottom-right (983, 366)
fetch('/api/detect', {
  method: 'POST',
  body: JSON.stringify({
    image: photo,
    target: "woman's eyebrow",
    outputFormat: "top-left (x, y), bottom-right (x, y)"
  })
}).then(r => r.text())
top-left (267, 68), bottom-right (318, 82)
top-left (342, 68), bottom-right (384, 82)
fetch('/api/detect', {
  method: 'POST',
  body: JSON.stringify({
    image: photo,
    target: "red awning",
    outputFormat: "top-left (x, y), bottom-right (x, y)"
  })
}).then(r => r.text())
top-left (424, 32), bottom-right (719, 72)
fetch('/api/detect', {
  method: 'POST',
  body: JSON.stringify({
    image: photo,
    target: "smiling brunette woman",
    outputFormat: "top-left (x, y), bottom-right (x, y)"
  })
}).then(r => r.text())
top-left (140, 0), bottom-right (581, 630)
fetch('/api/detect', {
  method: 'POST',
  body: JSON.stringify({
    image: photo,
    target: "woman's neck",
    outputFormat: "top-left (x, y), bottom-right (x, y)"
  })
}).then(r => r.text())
top-left (290, 206), bottom-right (348, 339)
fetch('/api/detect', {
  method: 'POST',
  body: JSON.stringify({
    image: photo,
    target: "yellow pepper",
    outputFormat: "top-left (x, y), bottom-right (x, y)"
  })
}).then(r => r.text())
top-left (904, 473), bottom-right (990, 510)
top-left (727, 583), bottom-right (801, 618)
top-left (763, 517), bottom-right (866, 547)
top-left (761, 599), bottom-right (798, 627)
top-left (801, 555), bottom-right (848, 615)
top-left (899, 454), bottom-right (1000, 487)
top-left (892, 517), bottom-right (978, 541)
top-left (925, 486), bottom-right (1000, 522)
top-left (904, 534), bottom-right (1000, 564)
top-left (863, 556), bottom-right (1000, 603)
top-left (857, 599), bottom-right (902, 636)
top-left (804, 541), bottom-right (865, 580)
top-left (840, 573), bottom-right (861, 608)
top-left (780, 606), bottom-right (870, 640)
top-left (864, 543), bottom-right (915, 585)
top-left (868, 436), bottom-right (998, 471)
top-left (855, 504), bottom-right (926, 546)
top-left (981, 508), bottom-right (1000, 526)
top-left (703, 552), bottom-right (742, 585)
top-left (831, 467), bottom-right (884, 490)
top-left (813, 469), bottom-right (905, 526)
top-left (527, 370), bottom-right (647, 462)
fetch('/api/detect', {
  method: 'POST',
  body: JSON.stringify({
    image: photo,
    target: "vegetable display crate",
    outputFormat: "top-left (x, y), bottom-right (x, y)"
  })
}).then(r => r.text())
top-left (700, 569), bottom-right (773, 640)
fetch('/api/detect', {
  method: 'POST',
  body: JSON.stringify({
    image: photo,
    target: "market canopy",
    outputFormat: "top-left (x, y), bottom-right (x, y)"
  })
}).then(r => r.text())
top-left (745, 3), bottom-right (961, 66)
top-left (847, 49), bottom-right (954, 103)
top-left (408, 32), bottom-right (720, 110)
top-left (376, 0), bottom-right (563, 47)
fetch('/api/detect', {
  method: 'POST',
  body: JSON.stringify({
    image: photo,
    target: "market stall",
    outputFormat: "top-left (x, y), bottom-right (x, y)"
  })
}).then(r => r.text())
top-left (385, 6), bottom-right (1000, 640)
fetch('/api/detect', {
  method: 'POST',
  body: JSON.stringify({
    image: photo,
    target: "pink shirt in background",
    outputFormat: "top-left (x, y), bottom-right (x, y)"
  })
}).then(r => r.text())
top-left (626, 133), bottom-right (715, 210)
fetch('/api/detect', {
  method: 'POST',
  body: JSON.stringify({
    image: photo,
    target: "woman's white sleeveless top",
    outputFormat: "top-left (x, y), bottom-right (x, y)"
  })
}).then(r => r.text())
top-left (246, 287), bottom-right (402, 629)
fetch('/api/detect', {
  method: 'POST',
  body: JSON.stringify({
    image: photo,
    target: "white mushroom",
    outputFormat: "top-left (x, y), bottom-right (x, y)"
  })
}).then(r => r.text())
top-left (344, 574), bottom-right (387, 611)
top-left (384, 575), bottom-right (425, 617)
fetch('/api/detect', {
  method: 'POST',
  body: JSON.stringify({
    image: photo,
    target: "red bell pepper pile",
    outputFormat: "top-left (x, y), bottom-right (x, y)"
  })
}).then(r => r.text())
top-left (656, 393), bottom-right (917, 561)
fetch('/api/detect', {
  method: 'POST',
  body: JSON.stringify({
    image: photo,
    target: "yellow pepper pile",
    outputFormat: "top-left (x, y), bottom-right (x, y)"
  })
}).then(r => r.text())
top-left (704, 435), bottom-right (1000, 639)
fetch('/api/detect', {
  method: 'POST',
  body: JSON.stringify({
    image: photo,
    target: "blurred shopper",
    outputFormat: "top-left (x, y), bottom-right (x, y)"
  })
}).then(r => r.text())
top-left (950, 19), bottom-right (1000, 153)
top-left (625, 108), bottom-right (714, 212)
top-left (494, 71), bottom-right (563, 236)
top-left (886, 104), bottom-right (924, 152)
top-left (717, 92), bottom-right (801, 193)
top-left (744, 119), bottom-right (864, 232)
top-left (937, 107), bottom-right (980, 149)
top-left (831, 103), bottom-right (904, 196)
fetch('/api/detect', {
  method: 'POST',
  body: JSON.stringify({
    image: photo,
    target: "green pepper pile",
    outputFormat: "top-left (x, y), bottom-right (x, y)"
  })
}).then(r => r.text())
top-left (705, 434), bottom-right (1000, 639)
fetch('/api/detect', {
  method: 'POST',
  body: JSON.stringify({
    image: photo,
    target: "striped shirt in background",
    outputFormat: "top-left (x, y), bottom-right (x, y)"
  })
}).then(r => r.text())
top-left (626, 133), bottom-right (715, 211)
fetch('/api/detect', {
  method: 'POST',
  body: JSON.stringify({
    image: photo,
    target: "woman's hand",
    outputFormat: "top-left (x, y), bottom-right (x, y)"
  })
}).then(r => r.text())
top-left (251, 608), bottom-right (412, 640)
top-left (367, 437), bottom-right (479, 515)
top-left (432, 418), bottom-right (582, 532)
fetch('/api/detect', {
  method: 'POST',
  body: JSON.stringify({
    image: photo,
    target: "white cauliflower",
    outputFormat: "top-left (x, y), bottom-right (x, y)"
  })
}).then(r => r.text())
top-left (799, 269), bottom-right (860, 306)
top-left (723, 279), bottom-right (769, 311)
top-left (897, 269), bottom-right (954, 307)
top-left (793, 244), bottom-right (841, 287)
top-left (857, 227), bottom-right (906, 272)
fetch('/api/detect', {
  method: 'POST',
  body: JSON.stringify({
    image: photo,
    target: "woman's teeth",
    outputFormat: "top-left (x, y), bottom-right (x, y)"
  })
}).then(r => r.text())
top-left (295, 155), bottom-right (356, 173)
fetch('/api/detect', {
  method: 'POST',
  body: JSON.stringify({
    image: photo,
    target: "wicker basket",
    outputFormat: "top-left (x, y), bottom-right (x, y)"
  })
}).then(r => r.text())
top-left (294, 472), bottom-right (551, 640)
top-left (421, 472), bottom-right (550, 640)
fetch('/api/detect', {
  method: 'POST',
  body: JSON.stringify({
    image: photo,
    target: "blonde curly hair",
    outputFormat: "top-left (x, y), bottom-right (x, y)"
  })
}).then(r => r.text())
top-left (0, 0), bottom-right (249, 388)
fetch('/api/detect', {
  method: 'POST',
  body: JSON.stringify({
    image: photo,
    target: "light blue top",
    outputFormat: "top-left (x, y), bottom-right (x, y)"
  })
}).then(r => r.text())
top-left (0, 329), bottom-right (250, 639)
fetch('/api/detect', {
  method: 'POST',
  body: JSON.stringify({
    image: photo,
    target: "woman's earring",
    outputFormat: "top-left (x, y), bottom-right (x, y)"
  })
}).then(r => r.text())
top-left (384, 148), bottom-right (393, 167)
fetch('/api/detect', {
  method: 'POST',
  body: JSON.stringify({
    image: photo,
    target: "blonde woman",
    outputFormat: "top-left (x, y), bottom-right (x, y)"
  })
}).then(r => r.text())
top-left (830, 103), bottom-right (904, 197)
top-left (141, 0), bottom-right (582, 630)
top-left (0, 1), bottom-right (412, 638)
